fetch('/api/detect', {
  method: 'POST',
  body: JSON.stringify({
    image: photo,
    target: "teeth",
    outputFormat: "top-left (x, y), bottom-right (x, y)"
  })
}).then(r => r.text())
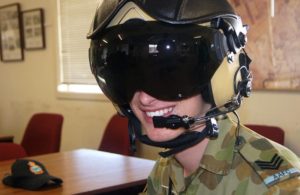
top-left (146, 107), bottom-right (173, 117)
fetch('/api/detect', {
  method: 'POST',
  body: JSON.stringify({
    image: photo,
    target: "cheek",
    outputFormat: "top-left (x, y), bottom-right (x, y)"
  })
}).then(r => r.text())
top-left (176, 99), bottom-right (200, 116)
top-left (176, 95), bottom-right (210, 117)
top-left (129, 103), bottom-right (144, 123)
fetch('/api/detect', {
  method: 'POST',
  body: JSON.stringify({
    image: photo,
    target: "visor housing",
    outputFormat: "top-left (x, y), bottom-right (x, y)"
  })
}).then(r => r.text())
top-left (89, 21), bottom-right (229, 105)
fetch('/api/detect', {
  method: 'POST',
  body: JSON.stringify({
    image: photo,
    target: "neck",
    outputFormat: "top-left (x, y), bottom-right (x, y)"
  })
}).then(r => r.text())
top-left (175, 137), bottom-right (209, 177)
top-left (174, 103), bottom-right (212, 177)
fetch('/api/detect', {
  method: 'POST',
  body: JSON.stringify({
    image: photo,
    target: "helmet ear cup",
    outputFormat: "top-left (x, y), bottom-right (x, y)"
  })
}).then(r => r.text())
top-left (210, 57), bottom-right (241, 108)
top-left (209, 51), bottom-right (252, 109)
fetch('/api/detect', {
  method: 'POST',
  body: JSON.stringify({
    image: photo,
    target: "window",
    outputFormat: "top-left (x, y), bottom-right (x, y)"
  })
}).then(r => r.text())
top-left (57, 0), bottom-right (104, 100)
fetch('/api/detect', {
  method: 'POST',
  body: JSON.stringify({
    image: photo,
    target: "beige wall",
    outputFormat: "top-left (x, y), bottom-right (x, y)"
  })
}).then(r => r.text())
top-left (0, 0), bottom-right (299, 160)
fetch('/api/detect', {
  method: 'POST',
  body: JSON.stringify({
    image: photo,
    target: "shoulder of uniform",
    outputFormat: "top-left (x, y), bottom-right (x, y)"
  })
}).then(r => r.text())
top-left (238, 125), bottom-right (300, 188)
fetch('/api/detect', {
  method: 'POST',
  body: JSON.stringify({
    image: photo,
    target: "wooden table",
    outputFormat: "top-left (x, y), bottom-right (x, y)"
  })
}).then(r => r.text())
top-left (0, 135), bottom-right (14, 142)
top-left (0, 149), bottom-right (155, 194)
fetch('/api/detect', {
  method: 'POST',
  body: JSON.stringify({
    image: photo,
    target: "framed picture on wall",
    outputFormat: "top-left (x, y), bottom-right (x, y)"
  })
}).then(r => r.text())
top-left (0, 3), bottom-right (24, 62)
top-left (22, 8), bottom-right (45, 50)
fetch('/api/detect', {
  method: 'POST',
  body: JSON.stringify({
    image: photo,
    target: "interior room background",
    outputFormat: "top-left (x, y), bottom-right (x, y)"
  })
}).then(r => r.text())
top-left (0, 0), bottom-right (299, 159)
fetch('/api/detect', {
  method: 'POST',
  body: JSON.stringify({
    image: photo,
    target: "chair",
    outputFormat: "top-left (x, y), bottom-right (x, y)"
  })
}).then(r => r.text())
top-left (21, 113), bottom-right (64, 156)
top-left (245, 124), bottom-right (285, 145)
top-left (0, 143), bottom-right (27, 161)
top-left (99, 113), bottom-right (134, 156)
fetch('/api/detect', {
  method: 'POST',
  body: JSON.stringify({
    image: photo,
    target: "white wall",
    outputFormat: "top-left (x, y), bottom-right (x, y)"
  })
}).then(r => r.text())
top-left (0, 0), bottom-right (116, 152)
top-left (0, 0), bottom-right (299, 159)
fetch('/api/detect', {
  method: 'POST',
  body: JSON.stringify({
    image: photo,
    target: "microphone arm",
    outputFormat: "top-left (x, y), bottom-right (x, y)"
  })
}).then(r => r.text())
top-left (153, 115), bottom-right (195, 129)
top-left (153, 95), bottom-right (241, 131)
top-left (153, 115), bottom-right (219, 138)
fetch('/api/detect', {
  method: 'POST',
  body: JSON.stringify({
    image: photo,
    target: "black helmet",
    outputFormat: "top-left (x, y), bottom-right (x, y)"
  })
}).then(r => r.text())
top-left (87, 0), bottom-right (252, 156)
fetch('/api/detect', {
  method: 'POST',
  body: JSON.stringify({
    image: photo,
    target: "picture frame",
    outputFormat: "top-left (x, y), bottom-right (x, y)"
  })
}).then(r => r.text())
top-left (22, 8), bottom-right (45, 50)
top-left (0, 3), bottom-right (24, 62)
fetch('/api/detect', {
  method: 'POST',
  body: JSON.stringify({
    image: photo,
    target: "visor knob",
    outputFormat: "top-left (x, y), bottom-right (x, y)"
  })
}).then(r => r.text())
top-left (238, 32), bottom-right (247, 47)
top-left (239, 68), bottom-right (252, 98)
top-left (241, 80), bottom-right (252, 97)
top-left (227, 53), bottom-right (234, 63)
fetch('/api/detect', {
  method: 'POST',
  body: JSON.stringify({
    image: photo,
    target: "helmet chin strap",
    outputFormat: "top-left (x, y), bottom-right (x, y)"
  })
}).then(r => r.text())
top-left (128, 114), bottom-right (219, 157)
top-left (127, 95), bottom-right (243, 157)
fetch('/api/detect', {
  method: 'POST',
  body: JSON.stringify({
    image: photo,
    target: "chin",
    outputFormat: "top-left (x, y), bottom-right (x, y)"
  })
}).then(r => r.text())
top-left (146, 127), bottom-right (183, 142)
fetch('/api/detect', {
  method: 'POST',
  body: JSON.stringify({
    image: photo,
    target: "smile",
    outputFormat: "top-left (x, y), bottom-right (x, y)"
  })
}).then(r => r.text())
top-left (146, 107), bottom-right (173, 117)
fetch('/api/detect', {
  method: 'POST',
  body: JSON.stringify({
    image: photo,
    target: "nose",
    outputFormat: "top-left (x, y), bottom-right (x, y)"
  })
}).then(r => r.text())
top-left (138, 91), bottom-right (157, 105)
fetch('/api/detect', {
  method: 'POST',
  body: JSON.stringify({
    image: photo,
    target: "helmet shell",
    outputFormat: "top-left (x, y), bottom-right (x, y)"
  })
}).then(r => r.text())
top-left (88, 0), bottom-right (251, 115)
top-left (87, 0), bottom-right (235, 38)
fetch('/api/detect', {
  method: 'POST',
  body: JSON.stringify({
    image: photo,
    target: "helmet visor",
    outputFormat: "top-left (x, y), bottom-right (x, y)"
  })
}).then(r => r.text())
top-left (89, 21), bottom-right (228, 105)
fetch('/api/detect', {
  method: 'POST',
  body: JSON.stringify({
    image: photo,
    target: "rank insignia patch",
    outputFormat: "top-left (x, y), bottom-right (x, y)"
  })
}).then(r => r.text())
top-left (255, 154), bottom-right (283, 170)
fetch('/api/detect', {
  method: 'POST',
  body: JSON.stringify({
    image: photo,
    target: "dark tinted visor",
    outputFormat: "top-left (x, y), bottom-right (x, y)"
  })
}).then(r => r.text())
top-left (89, 21), bottom-right (228, 105)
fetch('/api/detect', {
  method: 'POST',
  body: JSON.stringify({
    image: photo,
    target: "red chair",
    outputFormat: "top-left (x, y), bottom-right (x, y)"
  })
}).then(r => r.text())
top-left (0, 143), bottom-right (27, 161)
top-left (21, 113), bottom-right (64, 156)
top-left (245, 124), bottom-right (285, 145)
top-left (99, 114), bottom-right (134, 156)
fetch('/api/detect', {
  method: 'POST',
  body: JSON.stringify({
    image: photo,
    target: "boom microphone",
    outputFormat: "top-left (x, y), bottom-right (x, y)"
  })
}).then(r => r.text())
top-left (152, 94), bottom-right (244, 131)
top-left (153, 114), bottom-right (208, 130)
top-left (153, 114), bottom-right (219, 138)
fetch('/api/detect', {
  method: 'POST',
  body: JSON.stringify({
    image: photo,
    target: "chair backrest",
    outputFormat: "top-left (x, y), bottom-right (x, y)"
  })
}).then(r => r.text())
top-left (21, 113), bottom-right (64, 156)
top-left (99, 114), bottom-right (133, 156)
top-left (0, 143), bottom-right (27, 161)
top-left (245, 124), bottom-right (285, 145)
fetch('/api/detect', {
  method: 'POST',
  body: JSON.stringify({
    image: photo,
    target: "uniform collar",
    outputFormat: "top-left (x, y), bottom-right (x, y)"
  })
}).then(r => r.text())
top-left (165, 117), bottom-right (237, 193)
top-left (199, 116), bottom-right (237, 175)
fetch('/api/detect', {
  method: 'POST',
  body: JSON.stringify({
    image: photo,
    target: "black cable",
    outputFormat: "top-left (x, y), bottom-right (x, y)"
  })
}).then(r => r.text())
top-left (168, 177), bottom-right (173, 195)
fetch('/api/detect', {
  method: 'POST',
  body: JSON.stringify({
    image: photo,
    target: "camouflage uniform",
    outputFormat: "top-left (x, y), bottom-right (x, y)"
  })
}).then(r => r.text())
top-left (143, 116), bottom-right (300, 195)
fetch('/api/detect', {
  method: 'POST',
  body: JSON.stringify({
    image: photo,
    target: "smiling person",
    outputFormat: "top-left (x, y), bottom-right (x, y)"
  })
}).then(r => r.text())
top-left (87, 0), bottom-right (300, 194)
